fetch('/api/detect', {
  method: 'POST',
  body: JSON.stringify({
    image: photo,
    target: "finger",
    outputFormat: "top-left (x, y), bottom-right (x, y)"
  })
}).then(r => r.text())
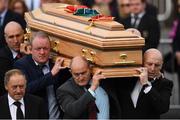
top-left (133, 74), bottom-right (140, 77)
top-left (135, 68), bottom-right (142, 74)
top-left (136, 67), bottom-right (144, 71)
top-left (94, 69), bottom-right (102, 75)
top-left (59, 66), bottom-right (67, 70)
top-left (97, 74), bottom-right (106, 80)
top-left (58, 58), bottom-right (64, 65)
top-left (56, 57), bottom-right (61, 62)
top-left (143, 68), bottom-right (148, 72)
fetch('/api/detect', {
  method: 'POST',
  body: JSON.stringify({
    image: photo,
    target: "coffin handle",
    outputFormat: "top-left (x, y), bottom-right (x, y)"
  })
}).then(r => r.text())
top-left (81, 48), bottom-right (96, 63)
top-left (114, 53), bottom-right (136, 65)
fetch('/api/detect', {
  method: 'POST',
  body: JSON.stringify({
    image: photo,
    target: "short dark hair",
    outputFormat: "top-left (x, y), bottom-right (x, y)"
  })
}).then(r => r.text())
top-left (4, 69), bottom-right (26, 86)
top-left (141, 0), bottom-right (146, 3)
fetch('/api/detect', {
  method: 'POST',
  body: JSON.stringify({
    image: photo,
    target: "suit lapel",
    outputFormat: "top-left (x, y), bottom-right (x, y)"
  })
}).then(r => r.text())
top-left (135, 87), bottom-right (145, 108)
top-left (71, 79), bottom-right (85, 98)
top-left (1, 95), bottom-right (12, 119)
top-left (24, 95), bottom-right (31, 118)
top-left (137, 14), bottom-right (146, 30)
top-left (28, 55), bottom-right (44, 75)
top-left (136, 78), bottom-right (160, 108)
top-left (5, 46), bottom-right (14, 61)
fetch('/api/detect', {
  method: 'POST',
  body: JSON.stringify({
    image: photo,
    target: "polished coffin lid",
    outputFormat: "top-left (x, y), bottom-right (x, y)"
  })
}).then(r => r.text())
top-left (25, 3), bottom-right (145, 78)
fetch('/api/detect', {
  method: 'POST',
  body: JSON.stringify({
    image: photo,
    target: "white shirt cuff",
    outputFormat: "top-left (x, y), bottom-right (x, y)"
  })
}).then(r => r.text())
top-left (88, 88), bottom-right (96, 97)
top-left (143, 85), bottom-right (152, 94)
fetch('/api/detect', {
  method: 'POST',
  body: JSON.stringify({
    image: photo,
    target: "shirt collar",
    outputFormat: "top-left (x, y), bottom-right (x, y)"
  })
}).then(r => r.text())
top-left (131, 11), bottom-right (145, 19)
top-left (8, 94), bottom-right (24, 106)
top-left (0, 9), bottom-right (7, 20)
top-left (150, 73), bottom-right (164, 82)
top-left (10, 48), bottom-right (18, 59)
top-left (33, 59), bottom-right (49, 67)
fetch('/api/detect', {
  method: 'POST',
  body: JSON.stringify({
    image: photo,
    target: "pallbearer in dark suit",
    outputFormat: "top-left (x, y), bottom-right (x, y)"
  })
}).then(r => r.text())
top-left (56, 56), bottom-right (122, 119)
top-left (122, 0), bottom-right (160, 51)
top-left (119, 48), bottom-right (173, 119)
top-left (0, 69), bottom-right (48, 119)
top-left (14, 31), bottom-right (72, 119)
top-left (0, 21), bottom-right (24, 96)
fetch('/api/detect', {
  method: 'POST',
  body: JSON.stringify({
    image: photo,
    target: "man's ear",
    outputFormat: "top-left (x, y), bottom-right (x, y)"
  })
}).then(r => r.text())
top-left (5, 85), bottom-right (8, 91)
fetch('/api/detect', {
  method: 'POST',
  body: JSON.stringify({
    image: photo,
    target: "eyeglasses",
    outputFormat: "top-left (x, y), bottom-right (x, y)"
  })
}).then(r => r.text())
top-left (120, 4), bottom-right (130, 7)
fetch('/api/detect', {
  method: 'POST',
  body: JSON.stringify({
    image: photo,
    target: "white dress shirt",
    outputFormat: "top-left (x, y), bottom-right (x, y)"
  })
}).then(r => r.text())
top-left (8, 94), bottom-right (25, 120)
top-left (131, 80), bottom-right (152, 108)
top-left (10, 49), bottom-right (19, 59)
top-left (131, 81), bottom-right (142, 108)
top-left (131, 11), bottom-right (145, 28)
top-left (24, 0), bottom-right (41, 10)
top-left (0, 9), bottom-right (7, 25)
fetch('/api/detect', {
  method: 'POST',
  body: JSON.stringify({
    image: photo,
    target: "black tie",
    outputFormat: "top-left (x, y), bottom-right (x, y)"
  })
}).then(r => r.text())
top-left (132, 15), bottom-right (139, 28)
top-left (13, 101), bottom-right (24, 119)
top-left (14, 52), bottom-right (22, 61)
top-left (85, 84), bottom-right (91, 90)
top-left (38, 64), bottom-right (46, 75)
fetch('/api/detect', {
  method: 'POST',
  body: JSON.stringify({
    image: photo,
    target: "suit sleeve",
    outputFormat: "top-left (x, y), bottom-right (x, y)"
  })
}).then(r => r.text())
top-left (38, 98), bottom-right (49, 118)
top-left (13, 60), bottom-right (55, 93)
top-left (145, 79), bottom-right (173, 114)
top-left (56, 87), bottom-right (95, 118)
top-left (173, 22), bottom-right (180, 52)
top-left (0, 52), bottom-right (12, 96)
top-left (147, 17), bottom-right (160, 49)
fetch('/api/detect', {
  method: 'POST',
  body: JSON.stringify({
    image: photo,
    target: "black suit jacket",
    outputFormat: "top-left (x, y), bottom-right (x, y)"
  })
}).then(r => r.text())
top-left (0, 46), bottom-right (16, 96)
top-left (0, 10), bottom-right (26, 49)
top-left (56, 78), bottom-right (122, 119)
top-left (173, 19), bottom-right (180, 52)
top-left (118, 77), bottom-right (173, 119)
top-left (13, 55), bottom-right (72, 117)
top-left (0, 94), bottom-right (48, 119)
top-left (122, 13), bottom-right (160, 51)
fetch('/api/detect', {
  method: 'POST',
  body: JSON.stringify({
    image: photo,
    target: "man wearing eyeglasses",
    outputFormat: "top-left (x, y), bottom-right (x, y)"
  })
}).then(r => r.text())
top-left (0, 21), bottom-right (24, 96)
top-left (56, 56), bottom-right (122, 119)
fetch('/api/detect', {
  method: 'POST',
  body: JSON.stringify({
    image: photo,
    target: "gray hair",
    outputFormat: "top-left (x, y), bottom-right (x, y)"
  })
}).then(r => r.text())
top-left (30, 31), bottom-right (50, 46)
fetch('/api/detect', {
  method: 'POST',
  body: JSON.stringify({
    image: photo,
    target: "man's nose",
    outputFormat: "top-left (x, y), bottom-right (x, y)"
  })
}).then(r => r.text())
top-left (13, 36), bottom-right (19, 42)
top-left (150, 64), bottom-right (155, 71)
top-left (40, 48), bottom-right (45, 54)
top-left (16, 87), bottom-right (21, 92)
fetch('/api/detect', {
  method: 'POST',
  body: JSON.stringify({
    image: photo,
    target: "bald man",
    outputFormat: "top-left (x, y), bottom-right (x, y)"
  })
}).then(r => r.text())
top-left (119, 48), bottom-right (173, 119)
top-left (0, 0), bottom-right (26, 48)
top-left (56, 56), bottom-right (122, 119)
top-left (0, 21), bottom-right (24, 96)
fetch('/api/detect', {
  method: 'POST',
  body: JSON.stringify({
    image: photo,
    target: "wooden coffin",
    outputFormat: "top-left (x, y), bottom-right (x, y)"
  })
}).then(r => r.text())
top-left (25, 3), bottom-right (145, 78)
